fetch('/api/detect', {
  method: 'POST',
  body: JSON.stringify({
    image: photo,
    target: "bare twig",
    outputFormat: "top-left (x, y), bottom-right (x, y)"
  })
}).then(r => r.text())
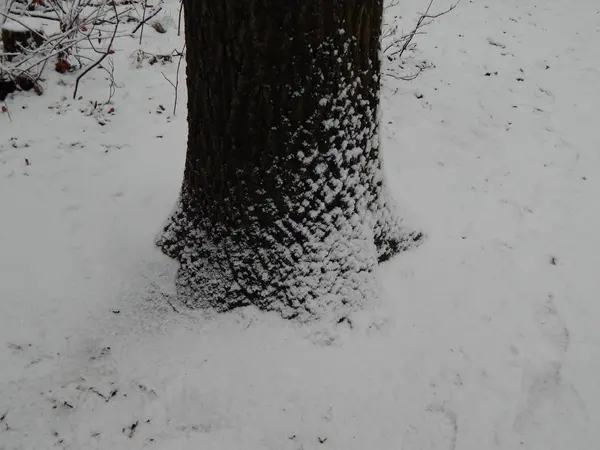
top-left (177, 0), bottom-right (183, 36)
top-left (0, 0), bottom-right (14, 27)
top-left (390, 0), bottom-right (460, 60)
top-left (1, 0), bottom-right (134, 93)
top-left (382, 0), bottom-right (459, 82)
top-left (166, 297), bottom-right (180, 313)
top-left (161, 43), bottom-right (185, 115)
top-left (73, 0), bottom-right (119, 99)
top-left (138, 0), bottom-right (146, 45)
top-left (130, 3), bottom-right (162, 36)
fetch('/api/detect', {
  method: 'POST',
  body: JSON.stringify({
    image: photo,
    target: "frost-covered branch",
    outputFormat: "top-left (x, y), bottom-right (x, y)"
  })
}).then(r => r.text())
top-left (0, 0), bottom-right (136, 98)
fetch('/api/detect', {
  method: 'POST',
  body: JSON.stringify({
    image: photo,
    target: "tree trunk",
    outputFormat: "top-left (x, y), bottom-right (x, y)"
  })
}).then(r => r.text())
top-left (159, 0), bottom-right (421, 320)
top-left (1, 24), bottom-right (44, 61)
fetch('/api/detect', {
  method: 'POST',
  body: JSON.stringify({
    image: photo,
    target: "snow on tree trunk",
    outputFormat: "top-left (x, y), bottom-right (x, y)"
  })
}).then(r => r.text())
top-left (158, 0), bottom-right (421, 320)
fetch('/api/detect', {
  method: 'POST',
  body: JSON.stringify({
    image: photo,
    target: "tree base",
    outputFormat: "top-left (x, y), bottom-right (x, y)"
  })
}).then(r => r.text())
top-left (1, 27), bottom-right (44, 61)
top-left (163, 0), bottom-right (422, 320)
top-left (158, 194), bottom-right (422, 321)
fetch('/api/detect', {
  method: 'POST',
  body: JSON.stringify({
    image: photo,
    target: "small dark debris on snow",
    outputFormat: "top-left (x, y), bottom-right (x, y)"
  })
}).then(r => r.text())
top-left (517, 77), bottom-right (524, 82)
top-left (90, 346), bottom-right (111, 361)
top-left (550, 256), bottom-right (557, 266)
top-left (149, 54), bottom-right (173, 65)
top-left (88, 387), bottom-right (108, 401)
top-left (63, 401), bottom-right (74, 409)
top-left (415, 92), bottom-right (424, 99)
top-left (487, 38), bottom-right (506, 49)
top-left (336, 315), bottom-right (354, 329)
top-left (151, 21), bottom-right (167, 34)
top-left (112, 309), bottom-right (120, 314)
top-left (318, 436), bottom-right (328, 444)
top-left (125, 420), bottom-right (139, 438)
top-left (25, 158), bottom-right (30, 166)
top-left (411, 231), bottom-right (425, 243)
top-left (138, 383), bottom-right (158, 397)
top-left (7, 342), bottom-right (23, 352)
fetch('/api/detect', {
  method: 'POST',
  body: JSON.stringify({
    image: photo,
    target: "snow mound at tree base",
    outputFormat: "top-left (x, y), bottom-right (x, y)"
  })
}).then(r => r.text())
top-left (157, 194), bottom-right (422, 321)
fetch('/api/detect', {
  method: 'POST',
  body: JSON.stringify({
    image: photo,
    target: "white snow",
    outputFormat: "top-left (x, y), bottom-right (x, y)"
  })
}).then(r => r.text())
top-left (0, 16), bottom-right (43, 33)
top-left (1, 0), bottom-right (599, 449)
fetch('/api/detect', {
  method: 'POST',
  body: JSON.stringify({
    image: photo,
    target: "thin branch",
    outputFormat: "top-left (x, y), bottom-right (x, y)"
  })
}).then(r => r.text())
top-left (130, 4), bottom-right (162, 36)
top-left (177, 0), bottom-right (183, 36)
top-left (138, 0), bottom-right (146, 45)
top-left (172, 43), bottom-right (184, 115)
top-left (161, 44), bottom-right (185, 115)
top-left (381, 0), bottom-right (459, 83)
top-left (73, 0), bottom-right (119, 99)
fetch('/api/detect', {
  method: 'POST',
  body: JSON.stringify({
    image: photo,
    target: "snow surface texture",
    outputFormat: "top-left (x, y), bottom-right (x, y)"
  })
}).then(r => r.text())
top-left (0, 17), bottom-right (42, 33)
top-left (158, 34), bottom-right (419, 321)
top-left (1, 0), bottom-right (599, 448)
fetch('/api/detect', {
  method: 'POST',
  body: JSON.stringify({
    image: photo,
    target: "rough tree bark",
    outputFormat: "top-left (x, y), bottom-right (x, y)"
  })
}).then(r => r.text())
top-left (158, 0), bottom-right (421, 320)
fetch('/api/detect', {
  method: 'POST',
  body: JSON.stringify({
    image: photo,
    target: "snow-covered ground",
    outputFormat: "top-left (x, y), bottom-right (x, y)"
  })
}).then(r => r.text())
top-left (1, 0), bottom-right (599, 448)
